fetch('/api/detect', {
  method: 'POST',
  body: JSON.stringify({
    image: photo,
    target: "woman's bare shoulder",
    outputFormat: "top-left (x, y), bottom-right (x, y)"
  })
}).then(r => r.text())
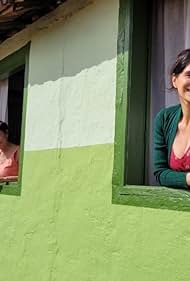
top-left (8, 143), bottom-right (20, 161)
top-left (9, 143), bottom-right (19, 152)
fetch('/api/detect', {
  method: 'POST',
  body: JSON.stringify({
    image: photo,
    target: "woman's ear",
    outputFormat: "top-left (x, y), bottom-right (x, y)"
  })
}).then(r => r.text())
top-left (172, 74), bottom-right (177, 89)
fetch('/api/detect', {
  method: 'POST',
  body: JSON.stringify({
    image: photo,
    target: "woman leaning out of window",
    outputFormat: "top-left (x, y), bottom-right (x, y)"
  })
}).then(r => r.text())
top-left (0, 121), bottom-right (19, 182)
top-left (154, 49), bottom-right (190, 188)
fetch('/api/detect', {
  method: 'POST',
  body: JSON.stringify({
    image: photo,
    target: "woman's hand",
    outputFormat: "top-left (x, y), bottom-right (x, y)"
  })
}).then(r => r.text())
top-left (186, 173), bottom-right (190, 186)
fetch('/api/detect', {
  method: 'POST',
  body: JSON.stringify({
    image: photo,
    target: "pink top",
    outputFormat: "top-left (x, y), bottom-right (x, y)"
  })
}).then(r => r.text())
top-left (170, 146), bottom-right (190, 171)
top-left (0, 149), bottom-right (19, 178)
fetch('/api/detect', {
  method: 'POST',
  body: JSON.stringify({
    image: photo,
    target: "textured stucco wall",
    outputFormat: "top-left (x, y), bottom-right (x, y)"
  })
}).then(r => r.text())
top-left (25, 0), bottom-right (117, 150)
top-left (0, 0), bottom-right (190, 281)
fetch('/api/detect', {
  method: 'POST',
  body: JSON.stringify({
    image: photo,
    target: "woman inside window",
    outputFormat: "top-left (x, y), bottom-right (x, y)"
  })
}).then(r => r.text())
top-left (154, 49), bottom-right (190, 188)
top-left (0, 121), bottom-right (19, 182)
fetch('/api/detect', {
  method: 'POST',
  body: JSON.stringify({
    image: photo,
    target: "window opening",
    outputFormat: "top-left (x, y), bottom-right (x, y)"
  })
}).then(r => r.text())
top-left (0, 67), bottom-right (25, 183)
top-left (148, 0), bottom-right (190, 185)
top-left (8, 68), bottom-right (25, 145)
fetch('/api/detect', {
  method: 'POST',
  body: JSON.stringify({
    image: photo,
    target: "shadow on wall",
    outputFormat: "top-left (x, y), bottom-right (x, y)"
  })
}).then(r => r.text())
top-left (28, 0), bottom-right (119, 86)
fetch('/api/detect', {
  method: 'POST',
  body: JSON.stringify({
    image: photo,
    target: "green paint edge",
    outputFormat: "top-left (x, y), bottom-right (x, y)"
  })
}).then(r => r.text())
top-left (112, 0), bottom-right (131, 187)
top-left (0, 182), bottom-right (20, 196)
top-left (112, 0), bottom-right (190, 212)
top-left (0, 43), bottom-right (30, 196)
top-left (0, 46), bottom-right (27, 79)
top-left (17, 43), bottom-right (30, 194)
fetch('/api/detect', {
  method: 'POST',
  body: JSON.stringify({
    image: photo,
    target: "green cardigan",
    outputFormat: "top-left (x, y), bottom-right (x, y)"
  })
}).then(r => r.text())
top-left (154, 104), bottom-right (188, 188)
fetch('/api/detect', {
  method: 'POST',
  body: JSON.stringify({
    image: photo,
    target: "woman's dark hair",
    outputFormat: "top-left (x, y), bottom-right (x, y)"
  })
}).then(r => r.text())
top-left (0, 121), bottom-right (8, 134)
top-left (170, 49), bottom-right (190, 89)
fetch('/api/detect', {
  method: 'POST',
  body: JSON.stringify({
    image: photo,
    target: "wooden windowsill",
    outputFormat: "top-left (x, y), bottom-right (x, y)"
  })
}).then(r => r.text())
top-left (112, 184), bottom-right (190, 212)
top-left (0, 178), bottom-right (20, 196)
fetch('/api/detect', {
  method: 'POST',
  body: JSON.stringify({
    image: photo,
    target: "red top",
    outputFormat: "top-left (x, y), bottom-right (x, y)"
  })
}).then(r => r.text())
top-left (0, 148), bottom-right (19, 178)
top-left (170, 146), bottom-right (190, 171)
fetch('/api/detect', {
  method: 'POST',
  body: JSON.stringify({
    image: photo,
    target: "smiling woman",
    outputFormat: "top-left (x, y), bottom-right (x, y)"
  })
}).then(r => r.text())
top-left (0, 121), bottom-right (19, 182)
top-left (154, 49), bottom-right (190, 188)
top-left (0, 56), bottom-right (25, 185)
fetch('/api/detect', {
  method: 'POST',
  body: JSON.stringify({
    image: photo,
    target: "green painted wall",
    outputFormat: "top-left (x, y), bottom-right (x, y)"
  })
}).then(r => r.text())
top-left (1, 144), bottom-right (190, 281)
top-left (0, 1), bottom-right (190, 281)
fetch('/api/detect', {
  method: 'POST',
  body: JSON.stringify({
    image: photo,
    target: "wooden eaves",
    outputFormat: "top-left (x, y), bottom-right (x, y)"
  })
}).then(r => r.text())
top-left (0, 0), bottom-right (66, 43)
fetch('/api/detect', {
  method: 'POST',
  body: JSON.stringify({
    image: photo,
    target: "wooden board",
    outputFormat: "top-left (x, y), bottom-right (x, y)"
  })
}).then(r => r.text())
top-left (0, 0), bottom-right (66, 42)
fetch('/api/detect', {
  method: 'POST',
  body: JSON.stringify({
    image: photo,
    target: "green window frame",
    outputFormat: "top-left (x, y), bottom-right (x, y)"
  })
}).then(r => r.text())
top-left (112, 0), bottom-right (190, 212)
top-left (0, 44), bottom-right (30, 196)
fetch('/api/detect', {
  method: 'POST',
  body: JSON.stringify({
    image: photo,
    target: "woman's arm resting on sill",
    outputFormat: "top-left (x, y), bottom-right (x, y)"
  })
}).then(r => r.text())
top-left (0, 176), bottom-right (18, 182)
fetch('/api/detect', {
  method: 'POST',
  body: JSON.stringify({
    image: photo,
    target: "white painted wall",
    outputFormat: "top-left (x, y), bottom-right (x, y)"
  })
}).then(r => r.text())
top-left (24, 0), bottom-right (119, 150)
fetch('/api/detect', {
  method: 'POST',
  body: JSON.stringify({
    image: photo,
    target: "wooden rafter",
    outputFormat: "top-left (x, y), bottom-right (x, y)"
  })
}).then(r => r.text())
top-left (0, 0), bottom-right (66, 43)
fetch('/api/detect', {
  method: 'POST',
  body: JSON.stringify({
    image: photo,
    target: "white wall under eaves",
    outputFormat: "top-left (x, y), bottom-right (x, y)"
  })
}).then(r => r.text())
top-left (0, 0), bottom-right (119, 151)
